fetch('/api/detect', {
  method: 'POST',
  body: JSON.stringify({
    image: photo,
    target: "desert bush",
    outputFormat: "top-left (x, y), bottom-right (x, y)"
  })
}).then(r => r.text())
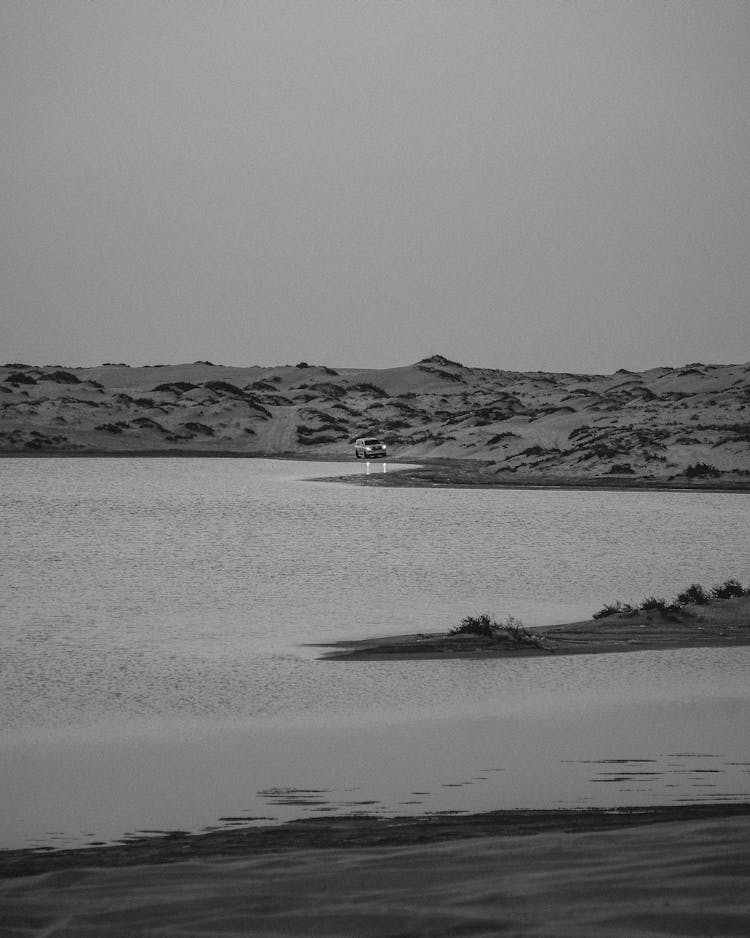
top-left (593, 601), bottom-right (634, 619)
top-left (711, 578), bottom-right (746, 599)
top-left (153, 381), bottom-right (196, 393)
top-left (640, 596), bottom-right (668, 612)
top-left (44, 370), bottom-right (80, 384)
top-left (248, 380), bottom-right (279, 392)
top-left (502, 616), bottom-right (546, 648)
top-left (182, 422), bottom-right (214, 436)
top-left (640, 596), bottom-right (682, 619)
top-left (419, 354), bottom-right (464, 368)
top-left (449, 614), bottom-right (545, 648)
top-left (684, 462), bottom-right (721, 478)
top-left (351, 382), bottom-right (388, 398)
top-left (203, 380), bottom-right (245, 397)
top-left (95, 422), bottom-right (126, 434)
top-left (450, 613), bottom-right (497, 638)
top-left (4, 371), bottom-right (37, 385)
top-left (676, 583), bottom-right (710, 605)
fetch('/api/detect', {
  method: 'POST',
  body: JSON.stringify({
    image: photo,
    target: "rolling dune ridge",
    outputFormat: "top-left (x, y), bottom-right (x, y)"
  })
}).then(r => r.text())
top-left (3, 355), bottom-right (749, 484)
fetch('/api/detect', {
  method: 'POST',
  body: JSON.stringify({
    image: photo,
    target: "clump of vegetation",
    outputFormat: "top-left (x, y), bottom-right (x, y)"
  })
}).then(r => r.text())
top-left (684, 462), bottom-right (721, 478)
top-left (351, 382), bottom-right (388, 398)
top-left (153, 381), bottom-right (197, 393)
top-left (639, 596), bottom-right (683, 620)
top-left (419, 354), bottom-right (464, 368)
top-left (182, 422), bottom-right (215, 436)
top-left (449, 614), bottom-right (545, 648)
top-left (4, 371), bottom-right (36, 385)
top-left (44, 370), bottom-right (80, 384)
top-left (95, 422), bottom-right (126, 434)
top-left (676, 583), bottom-right (710, 605)
top-left (450, 613), bottom-right (497, 638)
top-left (203, 380), bottom-right (245, 397)
top-left (593, 577), bottom-right (749, 622)
top-left (593, 601), bottom-right (634, 619)
top-left (711, 578), bottom-right (747, 599)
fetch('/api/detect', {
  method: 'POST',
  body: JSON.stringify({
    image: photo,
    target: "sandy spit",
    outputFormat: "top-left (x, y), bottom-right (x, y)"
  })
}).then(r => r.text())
top-left (2, 809), bottom-right (750, 937)
top-left (318, 594), bottom-right (750, 660)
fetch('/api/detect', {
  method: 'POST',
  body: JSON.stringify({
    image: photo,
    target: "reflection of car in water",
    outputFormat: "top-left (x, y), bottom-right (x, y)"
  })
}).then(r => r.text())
top-left (354, 437), bottom-right (387, 459)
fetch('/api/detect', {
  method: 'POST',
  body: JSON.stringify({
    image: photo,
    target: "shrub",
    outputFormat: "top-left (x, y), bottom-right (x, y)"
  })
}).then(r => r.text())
top-left (450, 613), bottom-right (497, 638)
top-left (449, 614), bottom-right (545, 648)
top-left (45, 370), bottom-right (80, 384)
top-left (351, 382), bottom-right (388, 398)
top-left (676, 583), bottom-right (710, 605)
top-left (711, 578), bottom-right (746, 599)
top-left (4, 371), bottom-right (36, 385)
top-left (153, 381), bottom-right (196, 393)
top-left (640, 596), bottom-right (682, 620)
top-left (684, 462), bottom-right (721, 479)
top-left (182, 422), bottom-right (215, 436)
top-left (203, 380), bottom-right (245, 397)
top-left (502, 616), bottom-right (546, 648)
top-left (593, 601), bottom-right (633, 619)
top-left (640, 596), bottom-right (668, 612)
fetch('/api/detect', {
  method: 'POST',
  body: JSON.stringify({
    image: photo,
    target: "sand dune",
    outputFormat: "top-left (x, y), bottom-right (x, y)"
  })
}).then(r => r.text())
top-left (2, 355), bottom-right (749, 483)
top-left (2, 814), bottom-right (750, 936)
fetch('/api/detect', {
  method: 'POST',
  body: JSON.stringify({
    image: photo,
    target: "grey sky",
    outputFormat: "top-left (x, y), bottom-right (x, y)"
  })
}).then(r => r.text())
top-left (2, 1), bottom-right (749, 372)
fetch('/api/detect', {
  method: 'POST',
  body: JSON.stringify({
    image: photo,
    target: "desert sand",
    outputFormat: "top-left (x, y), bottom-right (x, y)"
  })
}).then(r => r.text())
top-left (2, 808), bottom-right (750, 936)
top-left (2, 355), bottom-right (750, 486)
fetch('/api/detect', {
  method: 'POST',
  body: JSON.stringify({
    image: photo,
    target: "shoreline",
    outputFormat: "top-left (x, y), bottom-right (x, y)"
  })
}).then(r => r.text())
top-left (3, 802), bottom-right (749, 880)
top-left (3, 449), bottom-right (750, 492)
top-left (3, 807), bottom-right (750, 937)
top-left (318, 595), bottom-right (750, 660)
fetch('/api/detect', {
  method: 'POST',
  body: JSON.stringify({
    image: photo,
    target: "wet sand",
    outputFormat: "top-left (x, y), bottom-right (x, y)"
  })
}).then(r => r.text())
top-left (2, 807), bottom-right (750, 936)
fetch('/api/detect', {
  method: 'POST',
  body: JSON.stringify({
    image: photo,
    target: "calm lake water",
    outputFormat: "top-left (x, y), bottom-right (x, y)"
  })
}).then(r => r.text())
top-left (2, 457), bottom-right (749, 849)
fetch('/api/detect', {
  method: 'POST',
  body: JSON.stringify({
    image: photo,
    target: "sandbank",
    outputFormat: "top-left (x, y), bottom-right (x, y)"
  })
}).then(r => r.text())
top-left (2, 806), bottom-right (750, 936)
top-left (318, 594), bottom-right (750, 660)
top-left (324, 457), bottom-right (750, 493)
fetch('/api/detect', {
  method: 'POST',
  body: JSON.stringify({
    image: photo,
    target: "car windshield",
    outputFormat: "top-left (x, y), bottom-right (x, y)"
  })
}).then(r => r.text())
top-left (364, 440), bottom-right (381, 445)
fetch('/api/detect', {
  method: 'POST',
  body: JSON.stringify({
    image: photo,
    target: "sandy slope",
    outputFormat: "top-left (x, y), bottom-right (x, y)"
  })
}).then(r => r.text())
top-left (2, 813), bottom-right (749, 936)
top-left (2, 355), bottom-right (749, 482)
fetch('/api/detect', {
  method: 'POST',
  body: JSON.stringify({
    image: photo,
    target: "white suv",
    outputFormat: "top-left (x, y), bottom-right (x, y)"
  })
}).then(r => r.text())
top-left (354, 437), bottom-right (387, 459)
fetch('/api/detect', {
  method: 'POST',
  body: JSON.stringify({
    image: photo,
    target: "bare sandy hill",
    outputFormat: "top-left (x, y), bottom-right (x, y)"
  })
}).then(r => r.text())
top-left (2, 355), bottom-right (749, 483)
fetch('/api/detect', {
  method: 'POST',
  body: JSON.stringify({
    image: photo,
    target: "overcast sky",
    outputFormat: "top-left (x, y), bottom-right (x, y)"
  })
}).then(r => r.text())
top-left (2, 1), bottom-right (749, 373)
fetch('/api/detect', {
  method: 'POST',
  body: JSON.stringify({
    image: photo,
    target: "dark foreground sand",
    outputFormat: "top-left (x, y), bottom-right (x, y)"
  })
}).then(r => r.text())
top-left (2, 808), bottom-right (750, 937)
